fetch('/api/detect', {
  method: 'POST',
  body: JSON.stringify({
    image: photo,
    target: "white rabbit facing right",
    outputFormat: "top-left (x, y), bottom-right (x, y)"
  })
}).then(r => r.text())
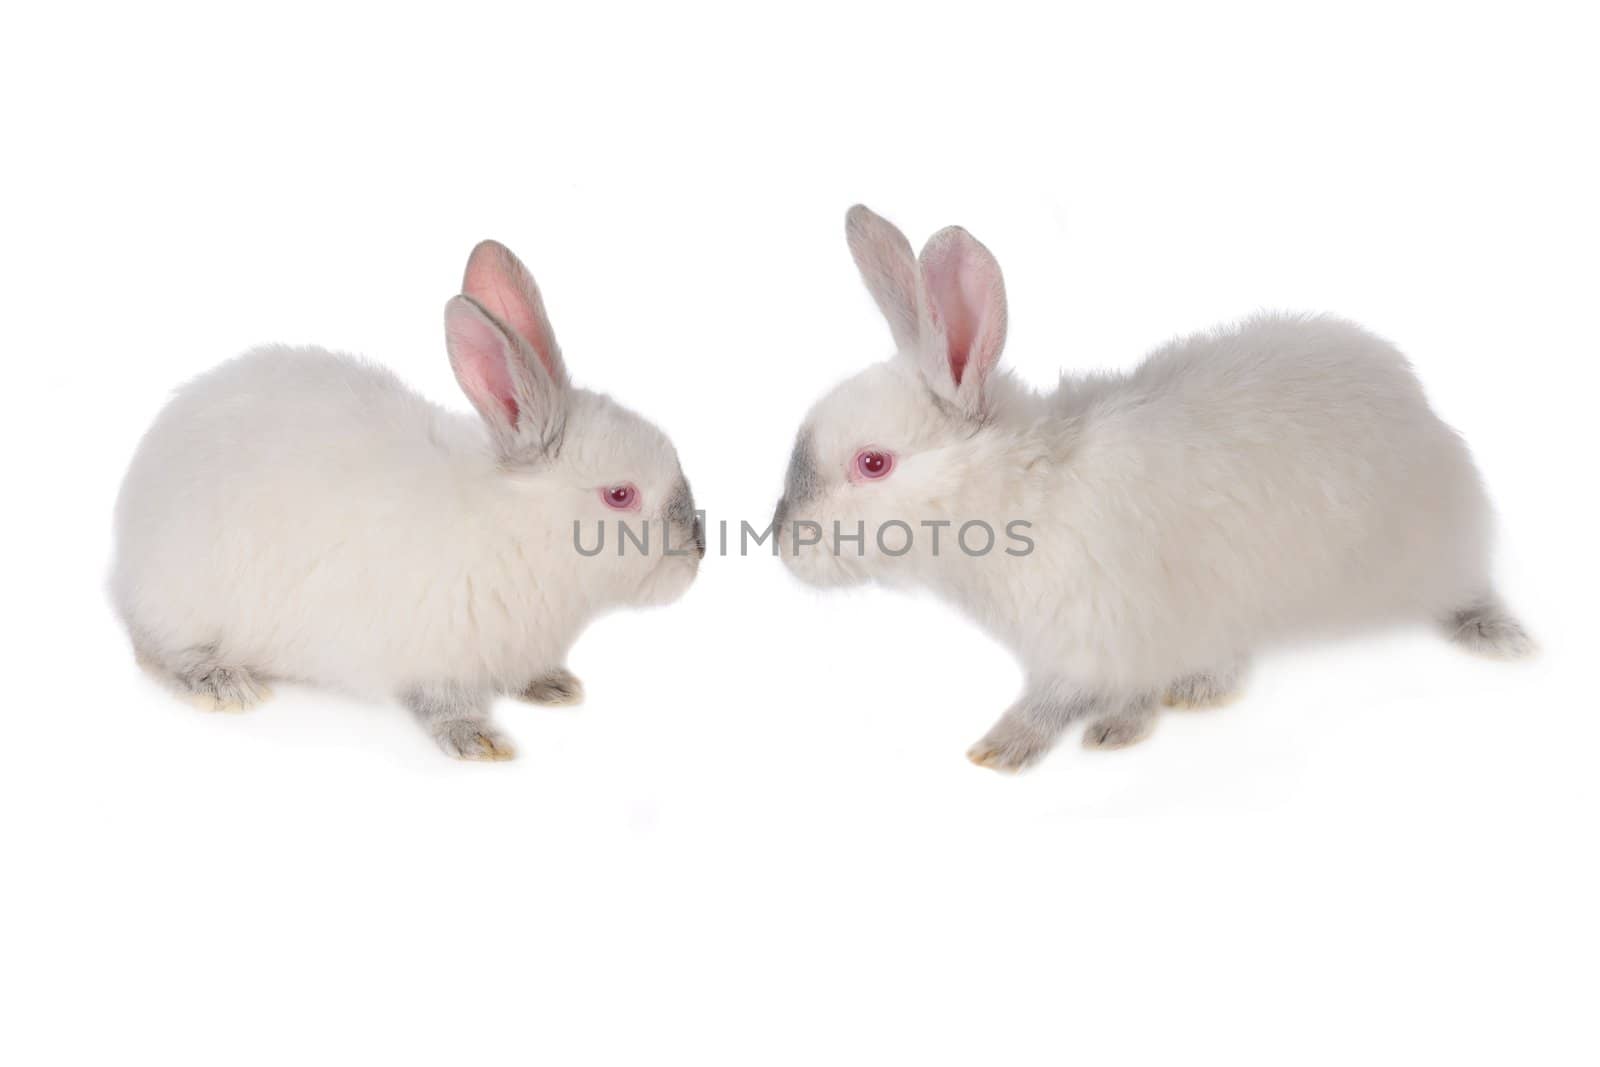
top-left (774, 205), bottom-right (1532, 772)
top-left (112, 240), bottom-right (702, 761)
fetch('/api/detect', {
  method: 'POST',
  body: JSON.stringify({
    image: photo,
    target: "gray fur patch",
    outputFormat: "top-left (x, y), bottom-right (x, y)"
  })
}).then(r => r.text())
top-left (776, 429), bottom-right (822, 524)
top-left (664, 478), bottom-right (705, 558)
top-left (665, 478), bottom-right (694, 528)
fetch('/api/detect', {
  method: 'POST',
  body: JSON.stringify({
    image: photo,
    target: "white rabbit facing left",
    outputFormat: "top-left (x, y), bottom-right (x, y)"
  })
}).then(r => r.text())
top-left (112, 240), bottom-right (703, 760)
top-left (774, 205), bottom-right (1532, 773)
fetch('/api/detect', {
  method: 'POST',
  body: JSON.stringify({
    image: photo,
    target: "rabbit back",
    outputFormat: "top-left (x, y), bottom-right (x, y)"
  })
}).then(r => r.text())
top-left (110, 346), bottom-right (530, 694)
top-left (1022, 313), bottom-right (1493, 685)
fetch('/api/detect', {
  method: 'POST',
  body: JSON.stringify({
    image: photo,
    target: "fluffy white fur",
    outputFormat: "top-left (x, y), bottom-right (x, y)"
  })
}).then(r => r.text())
top-left (112, 241), bottom-right (701, 760)
top-left (776, 205), bottom-right (1531, 772)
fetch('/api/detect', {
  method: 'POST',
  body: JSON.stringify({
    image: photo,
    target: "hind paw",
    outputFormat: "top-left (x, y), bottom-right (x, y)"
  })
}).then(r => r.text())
top-left (182, 667), bottom-right (271, 712)
top-left (517, 667), bottom-right (584, 707)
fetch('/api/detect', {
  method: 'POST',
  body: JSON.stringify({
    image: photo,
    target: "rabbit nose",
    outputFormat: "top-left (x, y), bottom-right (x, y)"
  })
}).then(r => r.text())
top-left (692, 514), bottom-right (706, 559)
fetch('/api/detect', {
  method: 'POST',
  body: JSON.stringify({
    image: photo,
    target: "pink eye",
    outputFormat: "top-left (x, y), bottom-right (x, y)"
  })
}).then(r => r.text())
top-left (601, 484), bottom-right (639, 510)
top-left (854, 449), bottom-right (893, 480)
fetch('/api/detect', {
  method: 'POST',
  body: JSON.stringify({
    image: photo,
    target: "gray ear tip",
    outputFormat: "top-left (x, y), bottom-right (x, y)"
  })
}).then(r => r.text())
top-left (464, 239), bottom-right (529, 283)
top-left (846, 203), bottom-right (888, 234)
top-left (921, 225), bottom-right (995, 265)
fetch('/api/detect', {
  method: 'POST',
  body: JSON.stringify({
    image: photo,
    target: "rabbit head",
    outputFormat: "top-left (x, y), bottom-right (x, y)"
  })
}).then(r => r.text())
top-left (773, 206), bottom-right (1035, 589)
top-left (448, 240), bottom-right (702, 609)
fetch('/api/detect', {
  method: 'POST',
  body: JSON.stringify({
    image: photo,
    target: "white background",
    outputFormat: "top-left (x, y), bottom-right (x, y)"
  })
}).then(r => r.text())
top-left (3, 2), bottom-right (1597, 1064)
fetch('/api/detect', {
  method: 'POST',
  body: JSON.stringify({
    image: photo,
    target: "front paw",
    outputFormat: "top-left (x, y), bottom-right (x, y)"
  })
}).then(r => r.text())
top-left (432, 720), bottom-right (516, 762)
top-left (966, 721), bottom-right (1056, 773)
top-left (1082, 713), bottom-right (1155, 750)
top-left (1162, 665), bottom-right (1243, 709)
top-left (517, 667), bottom-right (585, 707)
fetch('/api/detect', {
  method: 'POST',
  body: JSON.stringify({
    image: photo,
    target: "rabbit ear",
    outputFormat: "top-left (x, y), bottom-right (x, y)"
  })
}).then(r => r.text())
top-left (846, 205), bottom-right (923, 351)
top-left (461, 240), bottom-right (568, 388)
top-left (915, 225), bottom-right (1008, 417)
top-left (444, 295), bottom-right (567, 458)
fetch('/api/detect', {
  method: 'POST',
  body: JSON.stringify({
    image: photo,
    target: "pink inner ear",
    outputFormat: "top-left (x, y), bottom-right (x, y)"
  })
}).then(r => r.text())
top-left (921, 232), bottom-right (1005, 389)
top-left (459, 347), bottom-right (519, 424)
top-left (933, 277), bottom-right (980, 386)
top-left (447, 302), bottom-right (520, 425)
top-left (464, 245), bottom-right (560, 381)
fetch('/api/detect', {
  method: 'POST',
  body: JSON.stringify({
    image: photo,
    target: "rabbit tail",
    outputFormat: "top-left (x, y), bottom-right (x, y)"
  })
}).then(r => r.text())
top-left (1446, 596), bottom-right (1536, 660)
